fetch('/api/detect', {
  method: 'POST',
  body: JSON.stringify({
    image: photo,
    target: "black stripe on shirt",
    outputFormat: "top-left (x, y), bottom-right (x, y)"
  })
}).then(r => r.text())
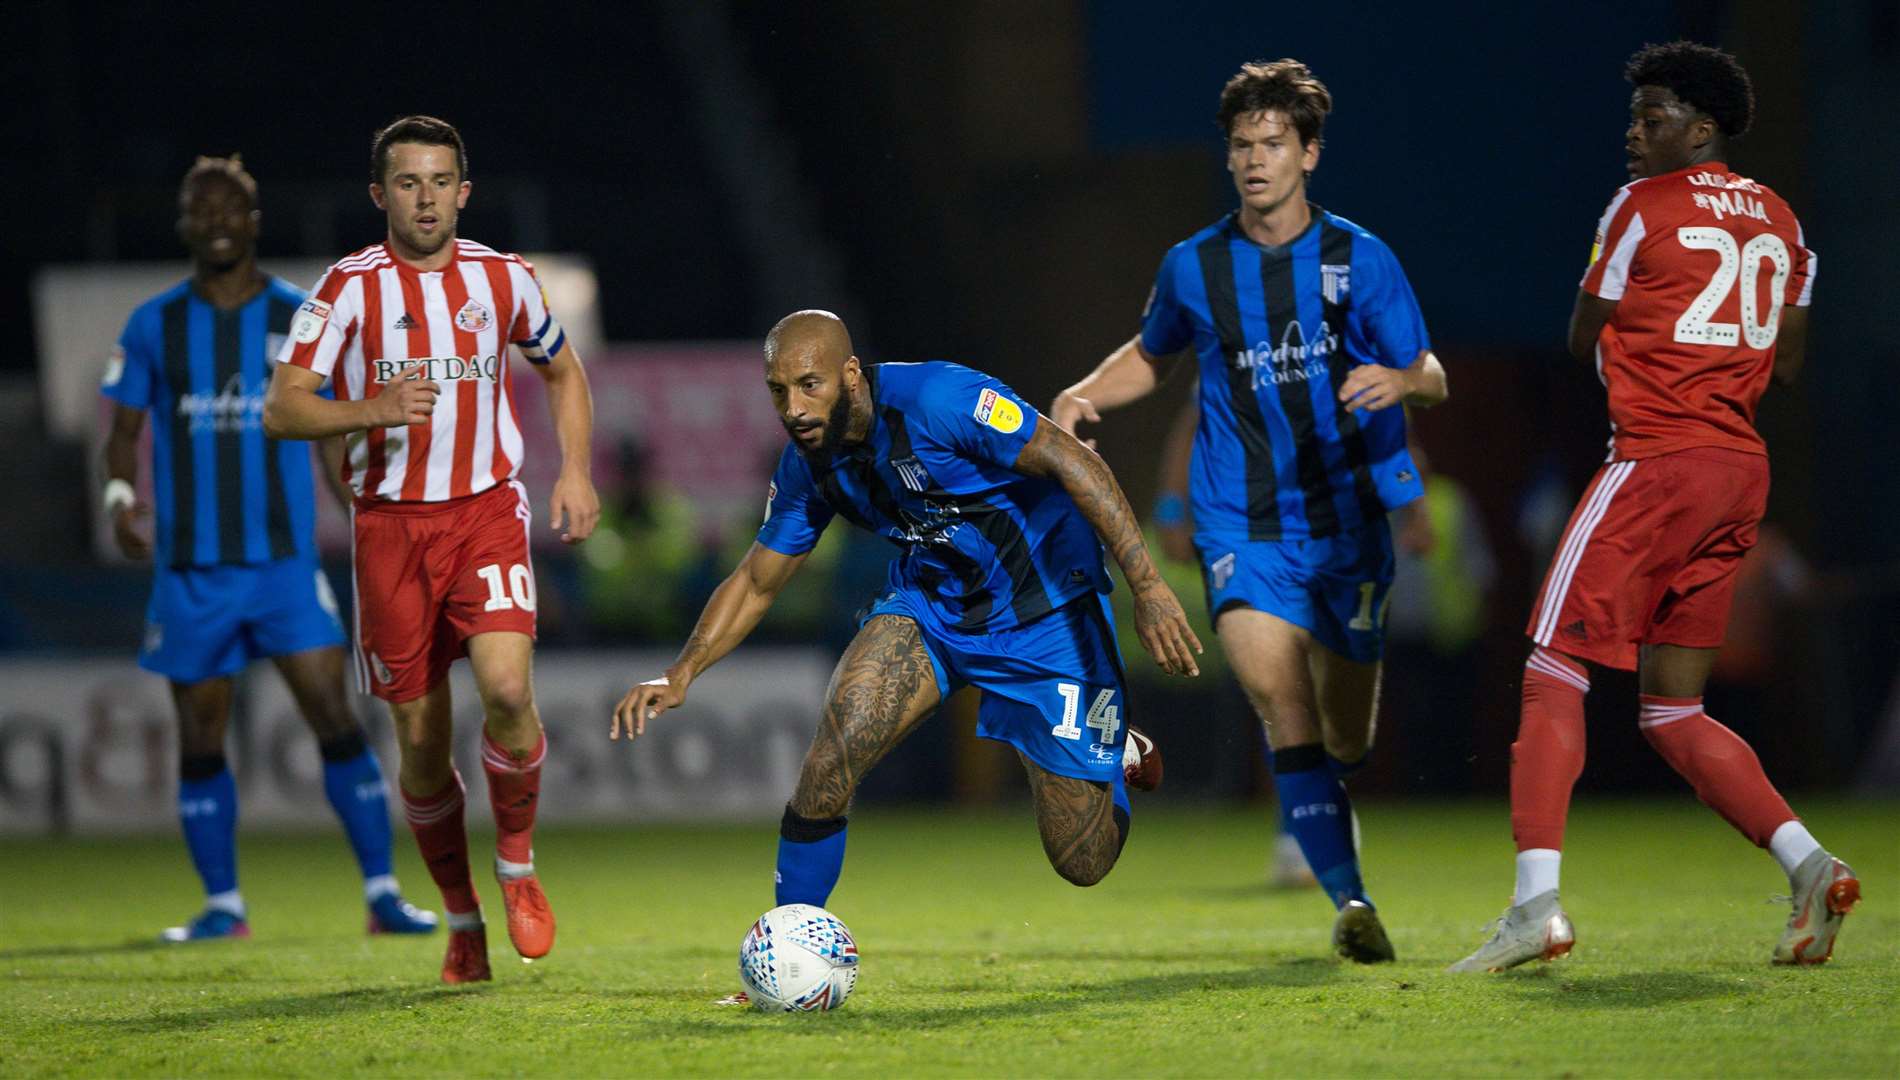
top-left (886, 406), bottom-right (1050, 629)
top-left (1259, 244), bottom-right (1340, 537)
top-left (263, 295), bottom-right (298, 559)
top-left (1318, 222), bottom-right (1386, 527)
top-left (213, 308), bottom-right (245, 563)
top-left (1196, 228), bottom-right (1281, 541)
top-left (876, 407), bottom-right (1006, 630)
top-left (160, 295), bottom-right (195, 567)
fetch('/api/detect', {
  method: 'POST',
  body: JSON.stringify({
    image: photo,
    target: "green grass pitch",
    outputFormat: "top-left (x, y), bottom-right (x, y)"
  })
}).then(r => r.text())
top-left (4, 799), bottom-right (1896, 1077)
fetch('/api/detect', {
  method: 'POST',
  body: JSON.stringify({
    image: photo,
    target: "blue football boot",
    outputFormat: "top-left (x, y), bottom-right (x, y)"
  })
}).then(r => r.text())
top-left (160, 908), bottom-right (251, 943)
top-left (368, 893), bottom-right (440, 935)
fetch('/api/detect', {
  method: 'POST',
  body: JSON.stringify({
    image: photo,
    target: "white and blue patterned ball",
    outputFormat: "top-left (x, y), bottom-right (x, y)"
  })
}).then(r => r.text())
top-left (738, 904), bottom-right (860, 1012)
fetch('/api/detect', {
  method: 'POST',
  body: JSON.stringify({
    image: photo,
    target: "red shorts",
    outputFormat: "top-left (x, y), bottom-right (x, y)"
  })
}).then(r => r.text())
top-left (1526, 446), bottom-right (1767, 671)
top-left (351, 480), bottom-right (538, 702)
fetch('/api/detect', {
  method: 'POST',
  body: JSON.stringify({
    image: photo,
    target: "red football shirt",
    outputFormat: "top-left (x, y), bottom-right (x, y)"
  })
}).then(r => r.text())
top-left (1580, 162), bottom-right (1816, 461)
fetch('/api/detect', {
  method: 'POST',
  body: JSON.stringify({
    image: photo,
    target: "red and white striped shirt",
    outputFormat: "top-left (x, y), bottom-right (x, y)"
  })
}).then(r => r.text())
top-left (276, 238), bottom-right (568, 502)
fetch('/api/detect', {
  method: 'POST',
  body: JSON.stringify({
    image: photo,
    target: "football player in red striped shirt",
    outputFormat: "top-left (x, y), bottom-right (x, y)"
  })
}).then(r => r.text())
top-left (265, 116), bottom-right (599, 983)
top-left (1452, 43), bottom-right (1856, 973)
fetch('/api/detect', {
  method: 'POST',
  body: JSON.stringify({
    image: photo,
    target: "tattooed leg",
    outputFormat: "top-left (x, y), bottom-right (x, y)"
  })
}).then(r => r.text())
top-left (789, 615), bottom-right (942, 819)
top-left (1022, 753), bottom-right (1127, 887)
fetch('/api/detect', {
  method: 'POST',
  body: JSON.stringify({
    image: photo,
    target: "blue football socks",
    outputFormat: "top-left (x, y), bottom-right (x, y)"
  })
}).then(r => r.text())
top-left (319, 731), bottom-right (395, 886)
top-left (775, 806), bottom-right (849, 907)
top-left (1270, 742), bottom-right (1368, 910)
top-left (178, 754), bottom-right (240, 904)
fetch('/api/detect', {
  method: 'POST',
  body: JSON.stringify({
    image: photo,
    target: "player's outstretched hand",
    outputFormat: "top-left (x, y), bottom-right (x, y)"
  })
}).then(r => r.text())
top-left (1337, 363), bottom-right (1411, 412)
top-left (372, 361), bottom-right (440, 428)
top-left (1131, 578), bottom-right (1203, 677)
top-left (111, 501), bottom-right (152, 561)
top-left (549, 468), bottom-right (600, 545)
top-left (612, 674), bottom-right (686, 740)
top-left (1047, 390), bottom-right (1101, 451)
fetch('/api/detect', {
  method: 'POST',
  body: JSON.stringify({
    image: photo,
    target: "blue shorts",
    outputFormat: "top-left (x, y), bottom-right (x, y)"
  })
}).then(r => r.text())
top-left (1195, 520), bottom-right (1395, 664)
top-left (861, 591), bottom-right (1129, 786)
top-left (140, 558), bottom-right (347, 684)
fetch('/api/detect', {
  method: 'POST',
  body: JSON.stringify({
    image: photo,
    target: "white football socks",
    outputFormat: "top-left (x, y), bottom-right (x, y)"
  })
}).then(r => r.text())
top-left (1514, 849), bottom-right (1561, 905)
top-left (1768, 820), bottom-right (1822, 880)
top-left (363, 874), bottom-right (399, 903)
top-left (205, 889), bottom-right (247, 918)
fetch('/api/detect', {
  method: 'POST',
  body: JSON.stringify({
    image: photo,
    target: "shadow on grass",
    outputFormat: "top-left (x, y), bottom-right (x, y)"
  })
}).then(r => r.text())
top-left (1488, 967), bottom-right (1749, 1008)
top-left (0, 934), bottom-right (364, 967)
top-left (84, 983), bottom-right (494, 1033)
top-left (641, 958), bottom-right (1343, 1035)
top-left (0, 939), bottom-right (166, 961)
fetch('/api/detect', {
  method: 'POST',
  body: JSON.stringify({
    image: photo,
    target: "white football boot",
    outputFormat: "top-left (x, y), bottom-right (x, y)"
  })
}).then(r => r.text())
top-left (1772, 850), bottom-right (1860, 965)
top-left (1448, 889), bottom-right (1575, 973)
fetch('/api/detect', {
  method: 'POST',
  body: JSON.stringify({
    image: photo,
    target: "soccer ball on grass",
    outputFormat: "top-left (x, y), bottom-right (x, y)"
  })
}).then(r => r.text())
top-left (738, 904), bottom-right (859, 1011)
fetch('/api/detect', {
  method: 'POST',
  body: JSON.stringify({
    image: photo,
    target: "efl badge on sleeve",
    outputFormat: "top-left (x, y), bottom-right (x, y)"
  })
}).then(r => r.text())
top-left (973, 388), bottom-right (1023, 434)
top-left (456, 299), bottom-right (493, 333)
top-left (291, 298), bottom-right (332, 344)
top-left (102, 344), bottom-right (125, 387)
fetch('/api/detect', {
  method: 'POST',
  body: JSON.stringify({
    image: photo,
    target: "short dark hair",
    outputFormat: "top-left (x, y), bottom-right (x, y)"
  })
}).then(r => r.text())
top-left (1625, 41), bottom-right (1755, 138)
top-left (1216, 59), bottom-right (1332, 145)
top-left (370, 115), bottom-right (468, 184)
top-left (181, 154), bottom-right (257, 206)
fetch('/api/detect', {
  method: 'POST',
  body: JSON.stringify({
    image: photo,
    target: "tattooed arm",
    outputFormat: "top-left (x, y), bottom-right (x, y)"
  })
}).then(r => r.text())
top-left (611, 542), bottom-right (809, 738)
top-left (1012, 418), bottom-right (1203, 676)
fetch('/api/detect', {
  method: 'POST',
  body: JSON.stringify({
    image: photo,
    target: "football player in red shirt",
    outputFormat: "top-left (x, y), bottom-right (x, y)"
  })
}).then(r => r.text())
top-left (1452, 42), bottom-right (1858, 972)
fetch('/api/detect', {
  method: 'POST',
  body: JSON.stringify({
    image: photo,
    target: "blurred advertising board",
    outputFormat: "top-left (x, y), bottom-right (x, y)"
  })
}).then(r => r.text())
top-left (0, 648), bottom-right (827, 834)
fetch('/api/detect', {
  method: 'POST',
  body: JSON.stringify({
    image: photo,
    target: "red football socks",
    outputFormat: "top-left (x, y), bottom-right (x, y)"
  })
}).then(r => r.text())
top-left (1639, 695), bottom-right (1794, 847)
top-left (402, 771), bottom-right (479, 915)
top-left (482, 731), bottom-right (546, 867)
top-left (1511, 648), bottom-right (1591, 853)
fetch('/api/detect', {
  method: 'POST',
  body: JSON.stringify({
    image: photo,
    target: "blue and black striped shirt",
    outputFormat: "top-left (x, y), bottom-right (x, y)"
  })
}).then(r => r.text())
top-left (1142, 209), bottom-right (1428, 541)
top-left (102, 277), bottom-right (320, 568)
top-left (757, 362), bottom-right (1110, 635)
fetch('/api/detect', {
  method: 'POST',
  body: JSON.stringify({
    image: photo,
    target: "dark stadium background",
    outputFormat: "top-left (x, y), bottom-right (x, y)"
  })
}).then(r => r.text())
top-left (1, 1), bottom-right (1894, 816)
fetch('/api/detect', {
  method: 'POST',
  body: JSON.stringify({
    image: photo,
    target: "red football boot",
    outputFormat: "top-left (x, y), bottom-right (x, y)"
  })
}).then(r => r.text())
top-left (497, 867), bottom-right (556, 959)
top-left (1122, 724), bottom-right (1164, 792)
top-left (441, 924), bottom-right (492, 984)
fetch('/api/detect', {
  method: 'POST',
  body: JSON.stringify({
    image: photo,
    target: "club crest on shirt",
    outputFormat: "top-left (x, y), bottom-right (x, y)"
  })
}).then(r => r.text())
top-left (291, 297), bottom-right (331, 344)
top-left (973, 388), bottom-right (1023, 434)
top-left (455, 299), bottom-right (493, 333)
top-left (891, 455), bottom-right (931, 493)
top-left (1321, 262), bottom-right (1350, 305)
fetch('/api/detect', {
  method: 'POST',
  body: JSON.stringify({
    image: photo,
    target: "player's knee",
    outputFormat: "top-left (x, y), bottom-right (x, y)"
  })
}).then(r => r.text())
top-left (478, 674), bottom-right (535, 723)
top-left (1323, 728), bottom-right (1371, 767)
top-left (392, 715), bottom-right (451, 763)
top-left (788, 776), bottom-right (852, 820)
top-left (1050, 804), bottom-right (1128, 887)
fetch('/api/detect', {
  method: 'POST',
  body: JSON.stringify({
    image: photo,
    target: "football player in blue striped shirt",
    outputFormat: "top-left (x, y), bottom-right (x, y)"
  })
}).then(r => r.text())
top-left (615, 310), bottom-right (1200, 941)
top-left (100, 156), bottom-right (434, 941)
top-left (1052, 60), bottom-right (1448, 962)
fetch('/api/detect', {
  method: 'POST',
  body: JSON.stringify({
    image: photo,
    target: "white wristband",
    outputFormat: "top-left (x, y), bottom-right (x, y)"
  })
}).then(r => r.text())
top-left (103, 478), bottom-right (136, 516)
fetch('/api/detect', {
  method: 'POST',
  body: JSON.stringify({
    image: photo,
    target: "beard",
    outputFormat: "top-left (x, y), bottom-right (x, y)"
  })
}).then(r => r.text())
top-left (395, 218), bottom-right (453, 256)
top-left (785, 391), bottom-right (854, 464)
